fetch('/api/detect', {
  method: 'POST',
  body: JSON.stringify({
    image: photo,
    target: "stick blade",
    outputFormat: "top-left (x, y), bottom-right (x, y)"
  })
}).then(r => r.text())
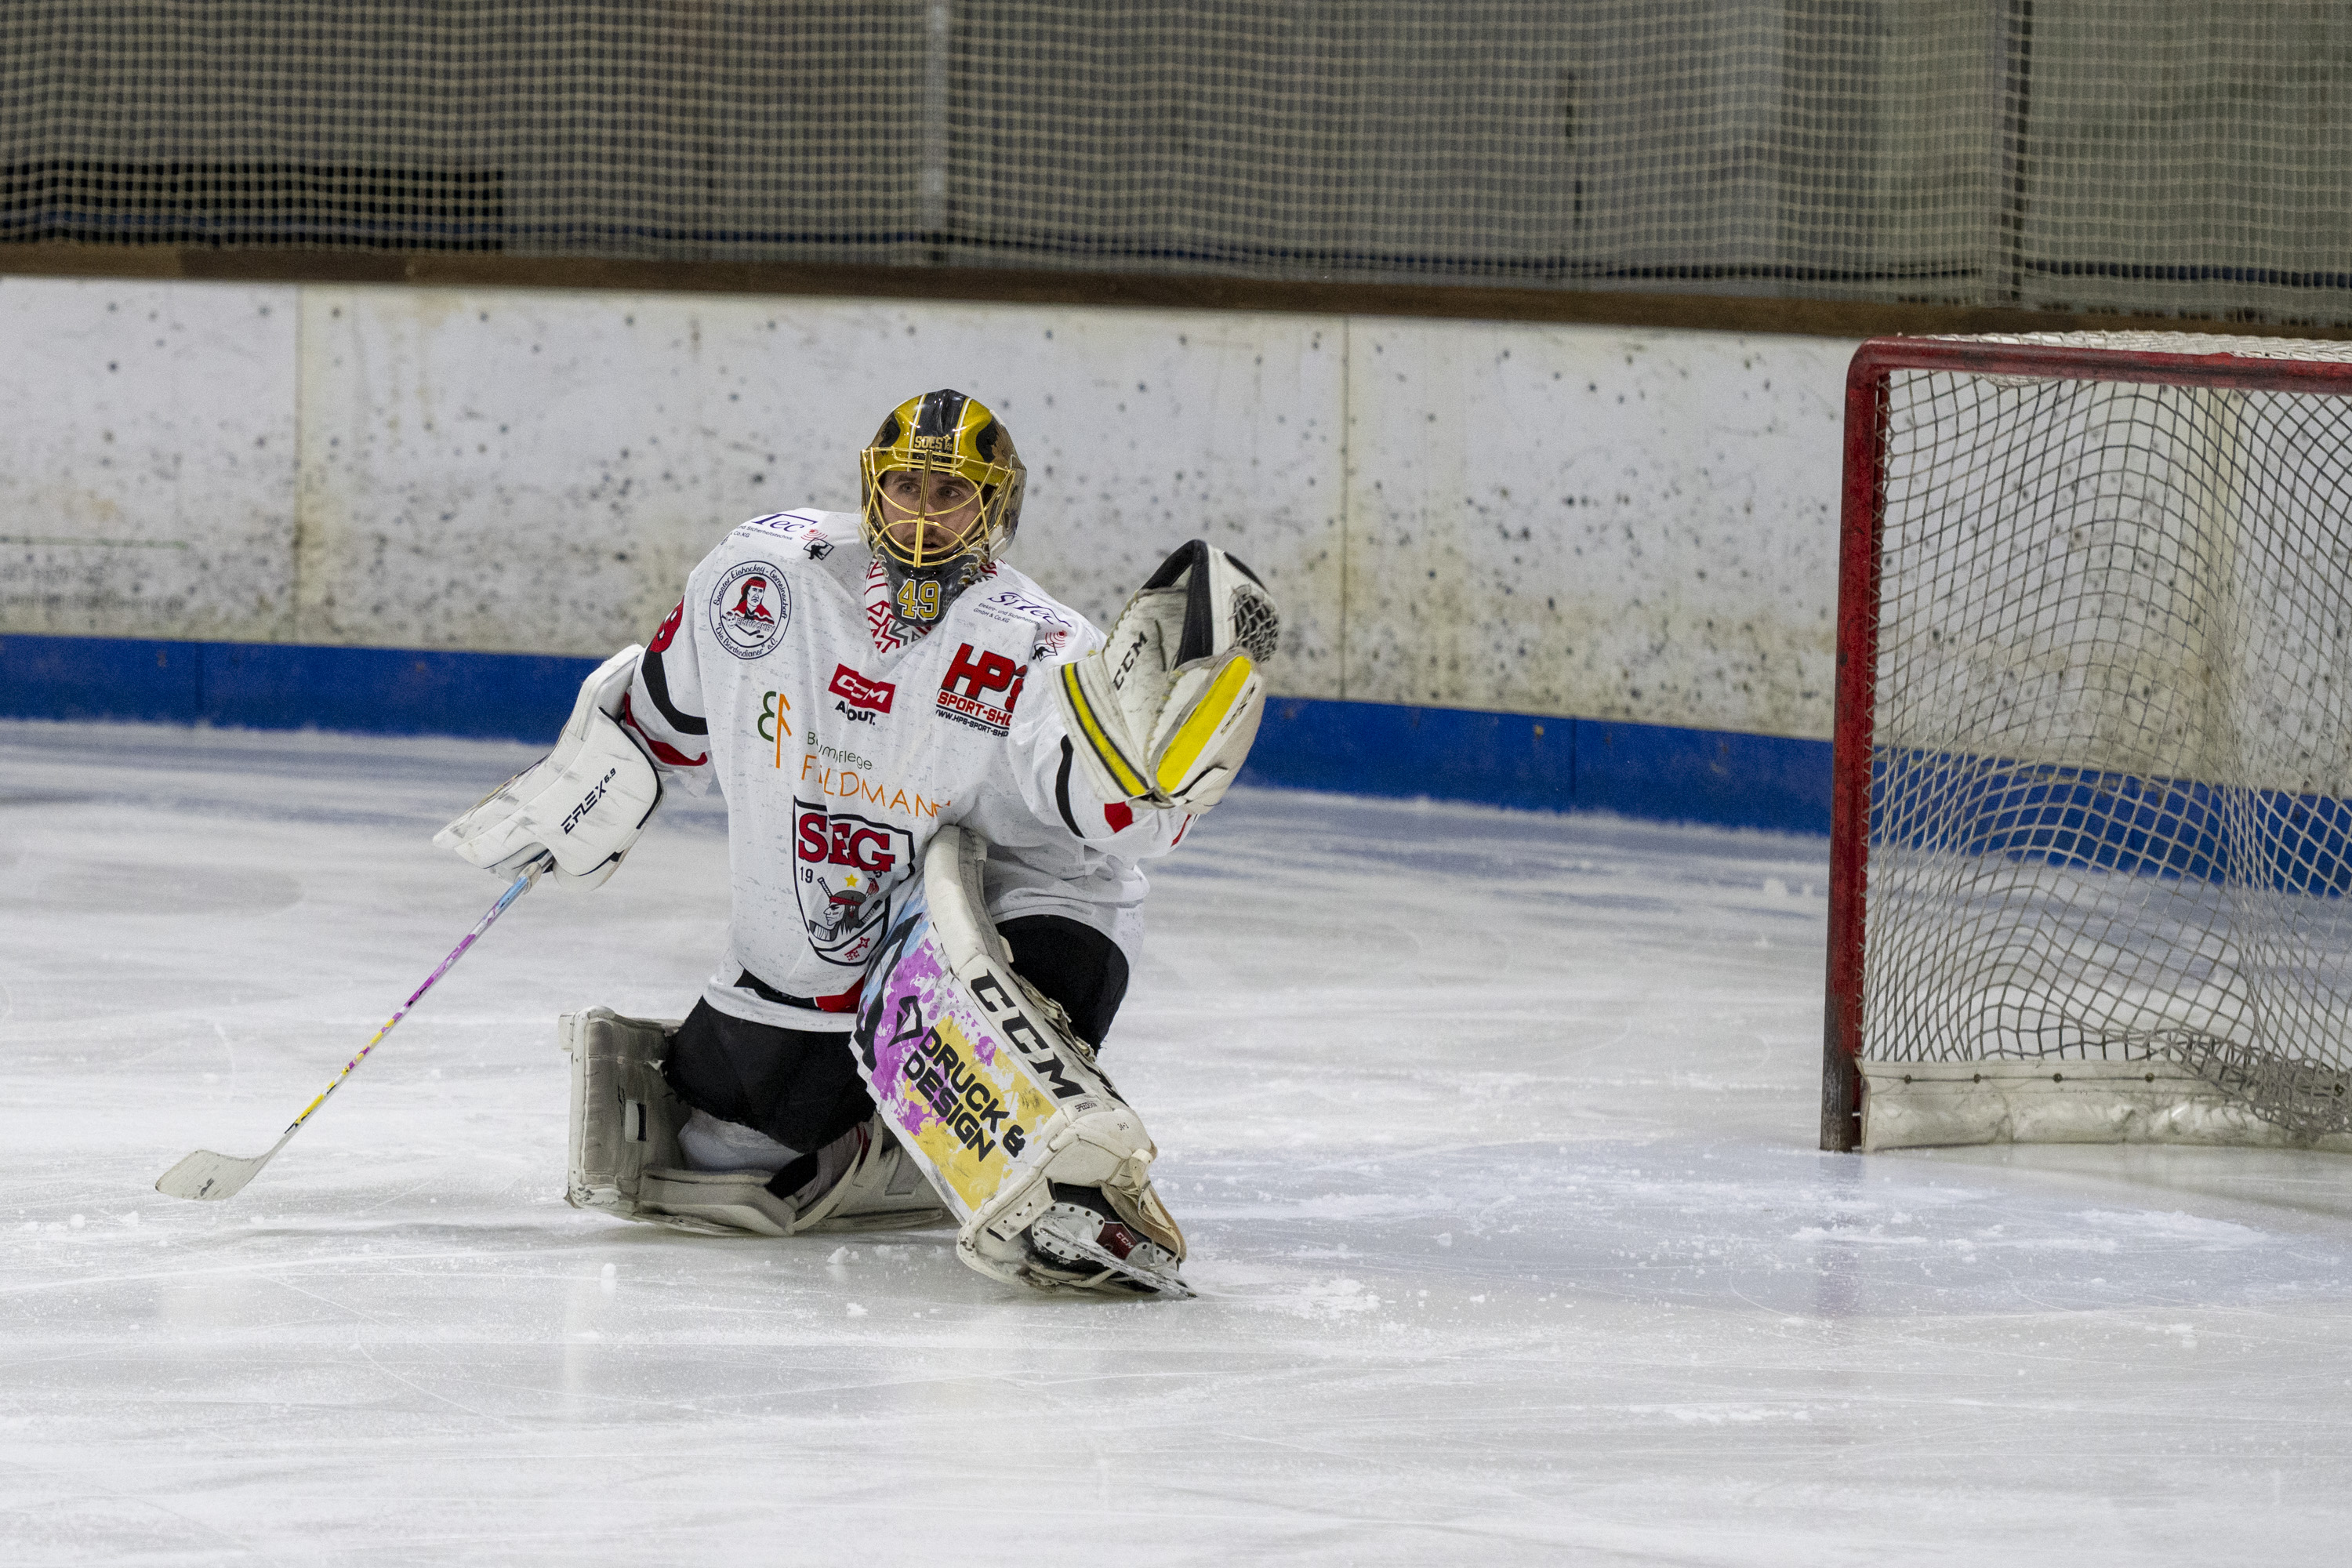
top-left (155, 1149), bottom-right (271, 1202)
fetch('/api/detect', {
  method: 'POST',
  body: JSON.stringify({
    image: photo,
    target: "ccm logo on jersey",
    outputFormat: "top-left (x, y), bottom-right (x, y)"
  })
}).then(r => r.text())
top-left (935, 643), bottom-right (1028, 736)
top-left (561, 768), bottom-right (619, 834)
top-left (828, 664), bottom-right (895, 714)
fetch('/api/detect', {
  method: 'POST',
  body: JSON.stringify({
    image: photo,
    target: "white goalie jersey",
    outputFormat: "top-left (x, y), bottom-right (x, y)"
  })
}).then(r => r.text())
top-left (615, 510), bottom-right (1191, 1031)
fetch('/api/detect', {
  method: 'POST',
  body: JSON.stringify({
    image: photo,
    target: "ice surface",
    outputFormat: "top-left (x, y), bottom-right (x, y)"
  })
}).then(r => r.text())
top-left (5, 720), bottom-right (2352, 1565)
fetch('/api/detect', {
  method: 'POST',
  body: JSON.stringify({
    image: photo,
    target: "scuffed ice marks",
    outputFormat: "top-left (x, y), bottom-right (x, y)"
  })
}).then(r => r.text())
top-left (0, 856), bottom-right (300, 918)
top-left (1149, 1144), bottom-right (2334, 1324)
top-left (11, 721), bottom-right (2352, 1563)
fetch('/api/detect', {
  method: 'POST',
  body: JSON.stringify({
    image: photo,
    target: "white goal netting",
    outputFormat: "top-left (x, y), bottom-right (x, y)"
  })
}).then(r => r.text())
top-left (2, 3), bottom-right (2348, 323)
top-left (1857, 332), bottom-right (2352, 1145)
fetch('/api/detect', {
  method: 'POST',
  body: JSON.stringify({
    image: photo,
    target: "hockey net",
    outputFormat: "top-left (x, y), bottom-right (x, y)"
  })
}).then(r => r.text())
top-left (1825, 332), bottom-right (2352, 1153)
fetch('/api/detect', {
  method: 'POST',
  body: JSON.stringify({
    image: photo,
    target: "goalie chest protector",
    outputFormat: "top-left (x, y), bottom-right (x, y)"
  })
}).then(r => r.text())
top-left (656, 510), bottom-right (1105, 1006)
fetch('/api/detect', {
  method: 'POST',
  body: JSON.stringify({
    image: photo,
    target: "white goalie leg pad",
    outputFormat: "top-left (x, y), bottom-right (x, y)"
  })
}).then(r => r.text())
top-left (633, 1168), bottom-right (797, 1236)
top-left (1055, 540), bottom-right (1279, 812)
top-left (633, 1116), bottom-right (948, 1236)
top-left (564, 1008), bottom-right (946, 1239)
top-left (849, 826), bottom-right (1189, 1296)
top-left (436, 645), bottom-right (662, 889)
top-left (789, 1117), bottom-right (952, 1233)
top-left (558, 1007), bottom-right (688, 1218)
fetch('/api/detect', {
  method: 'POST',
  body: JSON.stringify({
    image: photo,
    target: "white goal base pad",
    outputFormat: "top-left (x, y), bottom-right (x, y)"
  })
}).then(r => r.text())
top-left (1858, 1059), bottom-right (2352, 1154)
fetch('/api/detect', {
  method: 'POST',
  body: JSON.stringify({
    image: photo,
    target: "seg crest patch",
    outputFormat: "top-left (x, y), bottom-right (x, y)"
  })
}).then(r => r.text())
top-left (793, 799), bottom-right (916, 967)
top-left (709, 561), bottom-right (790, 659)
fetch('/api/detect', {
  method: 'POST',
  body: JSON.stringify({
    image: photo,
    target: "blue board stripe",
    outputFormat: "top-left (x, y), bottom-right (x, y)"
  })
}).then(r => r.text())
top-left (1875, 748), bottom-right (2352, 896)
top-left (0, 633), bottom-right (1835, 834)
top-left (0, 633), bottom-right (595, 740)
top-left (0, 634), bottom-right (205, 724)
top-left (199, 641), bottom-right (601, 739)
top-left (1237, 698), bottom-right (1833, 833)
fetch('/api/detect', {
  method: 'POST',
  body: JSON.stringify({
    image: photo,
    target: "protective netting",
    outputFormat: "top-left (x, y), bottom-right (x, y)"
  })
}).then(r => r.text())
top-left (1860, 332), bottom-right (2352, 1138)
top-left (2, 3), bottom-right (2349, 322)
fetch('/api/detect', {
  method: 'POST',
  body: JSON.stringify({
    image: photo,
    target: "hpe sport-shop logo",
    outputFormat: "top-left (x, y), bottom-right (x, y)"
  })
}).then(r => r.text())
top-left (828, 663), bottom-right (895, 727)
top-left (935, 643), bottom-right (1027, 736)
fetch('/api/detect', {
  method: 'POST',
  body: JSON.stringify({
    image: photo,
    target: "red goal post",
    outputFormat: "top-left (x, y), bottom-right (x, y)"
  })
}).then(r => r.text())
top-left (1824, 332), bottom-right (2352, 1155)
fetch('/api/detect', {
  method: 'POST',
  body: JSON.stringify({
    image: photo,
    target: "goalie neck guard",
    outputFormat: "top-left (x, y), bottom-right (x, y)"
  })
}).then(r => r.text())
top-left (858, 389), bottom-right (1025, 632)
top-left (848, 825), bottom-right (1190, 1297)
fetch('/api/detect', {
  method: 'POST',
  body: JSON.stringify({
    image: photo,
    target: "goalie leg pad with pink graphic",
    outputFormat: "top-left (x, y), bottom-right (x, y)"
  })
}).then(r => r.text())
top-left (850, 826), bottom-right (1189, 1296)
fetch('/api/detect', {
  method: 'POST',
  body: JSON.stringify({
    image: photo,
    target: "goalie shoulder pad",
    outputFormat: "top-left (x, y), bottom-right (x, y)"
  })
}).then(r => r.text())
top-left (1056, 540), bottom-right (1279, 811)
top-left (434, 645), bottom-right (662, 889)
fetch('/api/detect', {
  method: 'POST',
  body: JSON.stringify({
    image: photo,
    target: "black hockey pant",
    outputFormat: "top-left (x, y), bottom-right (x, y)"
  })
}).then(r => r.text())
top-left (661, 913), bottom-right (1129, 1165)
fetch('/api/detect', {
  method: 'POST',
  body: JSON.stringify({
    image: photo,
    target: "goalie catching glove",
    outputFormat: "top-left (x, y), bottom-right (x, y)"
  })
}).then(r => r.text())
top-left (434, 646), bottom-right (662, 890)
top-left (1056, 539), bottom-right (1279, 811)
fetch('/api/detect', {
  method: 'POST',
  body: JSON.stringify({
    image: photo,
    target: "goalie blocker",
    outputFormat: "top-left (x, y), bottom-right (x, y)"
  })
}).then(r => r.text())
top-left (435, 645), bottom-right (661, 890)
top-left (851, 824), bottom-right (1192, 1296)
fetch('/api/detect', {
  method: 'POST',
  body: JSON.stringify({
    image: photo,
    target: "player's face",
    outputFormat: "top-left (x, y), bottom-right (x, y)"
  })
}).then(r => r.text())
top-left (877, 468), bottom-right (983, 560)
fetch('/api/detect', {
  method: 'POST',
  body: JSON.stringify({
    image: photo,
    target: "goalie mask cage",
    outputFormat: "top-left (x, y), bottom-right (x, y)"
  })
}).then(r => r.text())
top-left (1824, 332), bottom-right (2352, 1156)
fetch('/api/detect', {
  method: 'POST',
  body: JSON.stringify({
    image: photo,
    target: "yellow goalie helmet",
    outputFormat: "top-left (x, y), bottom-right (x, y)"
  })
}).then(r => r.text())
top-left (858, 389), bottom-right (1025, 628)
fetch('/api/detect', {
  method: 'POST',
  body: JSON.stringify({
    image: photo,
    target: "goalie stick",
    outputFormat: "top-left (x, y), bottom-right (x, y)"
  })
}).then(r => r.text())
top-left (154, 854), bottom-right (554, 1202)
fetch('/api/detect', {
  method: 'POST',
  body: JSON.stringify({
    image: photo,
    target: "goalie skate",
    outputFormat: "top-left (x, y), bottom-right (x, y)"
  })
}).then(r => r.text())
top-left (1028, 1187), bottom-right (1192, 1298)
top-left (849, 825), bottom-right (1191, 1298)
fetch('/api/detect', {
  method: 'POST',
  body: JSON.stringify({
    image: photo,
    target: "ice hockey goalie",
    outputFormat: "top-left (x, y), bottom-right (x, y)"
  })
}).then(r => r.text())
top-left (445, 390), bottom-right (1277, 1300)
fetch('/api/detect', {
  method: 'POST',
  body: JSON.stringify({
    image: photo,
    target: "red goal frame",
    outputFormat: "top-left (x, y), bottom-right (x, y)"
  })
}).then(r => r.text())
top-left (1820, 336), bottom-right (2352, 1152)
